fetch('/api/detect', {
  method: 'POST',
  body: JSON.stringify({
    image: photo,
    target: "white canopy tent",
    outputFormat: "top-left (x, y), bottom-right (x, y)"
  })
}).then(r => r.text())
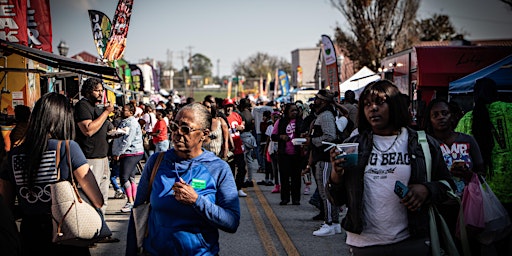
top-left (339, 66), bottom-right (380, 98)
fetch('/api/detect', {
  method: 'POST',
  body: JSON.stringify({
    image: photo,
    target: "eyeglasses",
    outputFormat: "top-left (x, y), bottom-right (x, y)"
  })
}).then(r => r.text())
top-left (170, 121), bottom-right (202, 134)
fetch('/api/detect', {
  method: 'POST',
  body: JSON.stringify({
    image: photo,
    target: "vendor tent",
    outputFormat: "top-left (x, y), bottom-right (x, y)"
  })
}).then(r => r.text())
top-left (339, 66), bottom-right (380, 96)
top-left (449, 54), bottom-right (512, 94)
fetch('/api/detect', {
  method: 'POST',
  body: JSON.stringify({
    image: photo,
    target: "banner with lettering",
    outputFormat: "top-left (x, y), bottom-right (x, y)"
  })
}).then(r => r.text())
top-left (321, 34), bottom-right (339, 94)
top-left (28, 0), bottom-right (52, 52)
top-left (0, 0), bottom-right (28, 45)
top-left (103, 0), bottom-right (134, 62)
top-left (88, 10), bottom-right (111, 59)
top-left (278, 70), bottom-right (290, 96)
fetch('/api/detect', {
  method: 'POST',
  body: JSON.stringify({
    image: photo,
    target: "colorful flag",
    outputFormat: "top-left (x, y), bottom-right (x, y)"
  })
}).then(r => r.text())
top-left (278, 70), bottom-right (290, 96)
top-left (0, 0), bottom-right (28, 45)
top-left (104, 0), bottom-right (134, 62)
top-left (88, 10), bottom-right (111, 59)
top-left (321, 35), bottom-right (340, 95)
top-left (27, 0), bottom-right (52, 52)
top-left (264, 71), bottom-right (271, 94)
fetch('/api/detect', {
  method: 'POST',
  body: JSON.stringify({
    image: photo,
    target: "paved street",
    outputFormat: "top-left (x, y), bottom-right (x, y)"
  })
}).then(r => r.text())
top-left (90, 168), bottom-right (349, 256)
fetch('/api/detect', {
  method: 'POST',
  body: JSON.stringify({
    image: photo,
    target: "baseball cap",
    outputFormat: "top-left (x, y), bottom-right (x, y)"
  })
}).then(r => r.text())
top-left (222, 98), bottom-right (235, 107)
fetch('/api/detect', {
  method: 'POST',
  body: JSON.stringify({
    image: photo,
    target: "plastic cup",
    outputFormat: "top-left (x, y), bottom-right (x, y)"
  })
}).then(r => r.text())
top-left (335, 143), bottom-right (359, 167)
top-left (291, 138), bottom-right (306, 146)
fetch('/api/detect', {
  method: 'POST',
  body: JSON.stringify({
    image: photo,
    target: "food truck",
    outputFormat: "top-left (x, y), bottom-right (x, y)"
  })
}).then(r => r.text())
top-left (380, 45), bottom-right (512, 124)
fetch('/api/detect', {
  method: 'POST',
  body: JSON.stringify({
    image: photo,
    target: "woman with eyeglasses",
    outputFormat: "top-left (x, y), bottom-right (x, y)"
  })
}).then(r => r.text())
top-left (126, 103), bottom-right (240, 256)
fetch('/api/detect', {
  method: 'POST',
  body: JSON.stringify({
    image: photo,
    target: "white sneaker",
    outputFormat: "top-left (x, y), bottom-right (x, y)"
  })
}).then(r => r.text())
top-left (303, 186), bottom-right (310, 195)
top-left (121, 202), bottom-right (133, 212)
top-left (238, 189), bottom-right (247, 197)
top-left (313, 223), bottom-right (335, 236)
top-left (333, 223), bottom-right (342, 234)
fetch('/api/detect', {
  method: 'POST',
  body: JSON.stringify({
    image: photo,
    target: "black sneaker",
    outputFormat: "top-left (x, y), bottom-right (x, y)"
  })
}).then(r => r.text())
top-left (265, 181), bottom-right (274, 186)
top-left (279, 200), bottom-right (289, 205)
top-left (256, 180), bottom-right (267, 185)
top-left (244, 181), bottom-right (254, 187)
top-left (96, 236), bottom-right (120, 243)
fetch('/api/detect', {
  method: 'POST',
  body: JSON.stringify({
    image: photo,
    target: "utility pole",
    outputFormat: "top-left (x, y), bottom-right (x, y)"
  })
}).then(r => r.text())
top-left (186, 45), bottom-right (193, 76)
top-left (178, 51), bottom-right (186, 89)
top-left (166, 49), bottom-right (173, 90)
top-left (166, 49), bottom-right (173, 69)
top-left (217, 59), bottom-right (220, 81)
top-left (186, 46), bottom-right (194, 98)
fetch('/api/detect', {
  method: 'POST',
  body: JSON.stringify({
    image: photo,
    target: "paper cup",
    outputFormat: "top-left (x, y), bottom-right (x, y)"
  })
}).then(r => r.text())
top-left (335, 143), bottom-right (358, 167)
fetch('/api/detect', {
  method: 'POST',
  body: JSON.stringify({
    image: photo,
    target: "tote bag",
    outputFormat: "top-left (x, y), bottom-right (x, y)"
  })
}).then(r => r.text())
top-left (51, 140), bottom-right (111, 246)
top-left (133, 152), bottom-right (165, 249)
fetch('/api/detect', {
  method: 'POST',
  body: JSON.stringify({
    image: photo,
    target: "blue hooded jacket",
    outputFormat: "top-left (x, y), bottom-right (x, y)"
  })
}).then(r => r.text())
top-left (126, 149), bottom-right (240, 255)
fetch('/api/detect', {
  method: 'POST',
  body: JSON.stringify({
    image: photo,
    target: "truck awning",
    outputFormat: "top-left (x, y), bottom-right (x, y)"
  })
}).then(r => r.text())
top-left (0, 39), bottom-right (121, 82)
top-left (415, 46), bottom-right (512, 88)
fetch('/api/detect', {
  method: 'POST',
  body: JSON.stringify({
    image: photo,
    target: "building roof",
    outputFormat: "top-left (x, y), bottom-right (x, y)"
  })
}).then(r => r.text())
top-left (415, 39), bottom-right (512, 47)
top-left (71, 51), bottom-right (101, 64)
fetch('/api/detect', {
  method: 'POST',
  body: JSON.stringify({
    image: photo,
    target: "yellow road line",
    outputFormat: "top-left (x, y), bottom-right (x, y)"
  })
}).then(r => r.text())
top-left (245, 194), bottom-right (279, 256)
top-left (253, 185), bottom-right (300, 256)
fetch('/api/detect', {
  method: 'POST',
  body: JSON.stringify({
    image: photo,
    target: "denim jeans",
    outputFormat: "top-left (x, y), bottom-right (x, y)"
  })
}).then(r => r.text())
top-left (110, 160), bottom-right (121, 191)
top-left (155, 140), bottom-right (169, 153)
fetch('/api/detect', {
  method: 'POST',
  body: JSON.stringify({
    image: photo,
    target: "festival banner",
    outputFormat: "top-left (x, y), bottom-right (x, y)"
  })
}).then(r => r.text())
top-left (264, 71), bottom-right (271, 94)
top-left (88, 10), bottom-right (111, 59)
top-left (321, 34), bottom-right (339, 95)
top-left (278, 70), bottom-right (290, 96)
top-left (0, 0), bottom-right (28, 45)
top-left (103, 0), bottom-right (134, 62)
top-left (27, 0), bottom-right (52, 52)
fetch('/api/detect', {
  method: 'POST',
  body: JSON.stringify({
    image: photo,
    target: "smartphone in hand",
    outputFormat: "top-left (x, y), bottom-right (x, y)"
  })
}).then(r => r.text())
top-left (394, 180), bottom-right (409, 199)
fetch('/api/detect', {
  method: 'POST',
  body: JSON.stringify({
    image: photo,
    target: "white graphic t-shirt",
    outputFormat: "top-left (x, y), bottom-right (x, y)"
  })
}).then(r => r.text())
top-left (347, 127), bottom-right (411, 247)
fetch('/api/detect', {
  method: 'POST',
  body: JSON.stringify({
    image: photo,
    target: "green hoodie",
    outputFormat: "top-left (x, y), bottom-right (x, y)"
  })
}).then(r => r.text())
top-left (455, 101), bottom-right (512, 203)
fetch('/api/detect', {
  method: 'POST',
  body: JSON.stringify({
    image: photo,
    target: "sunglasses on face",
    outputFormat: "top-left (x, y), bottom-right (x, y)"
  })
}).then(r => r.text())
top-left (170, 121), bottom-right (202, 134)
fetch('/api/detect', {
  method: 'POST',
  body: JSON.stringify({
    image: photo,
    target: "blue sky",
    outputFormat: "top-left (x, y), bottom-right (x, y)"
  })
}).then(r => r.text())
top-left (50, 0), bottom-right (512, 77)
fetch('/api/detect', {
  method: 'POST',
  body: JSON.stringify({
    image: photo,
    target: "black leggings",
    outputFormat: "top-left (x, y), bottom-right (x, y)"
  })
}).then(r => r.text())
top-left (119, 154), bottom-right (144, 187)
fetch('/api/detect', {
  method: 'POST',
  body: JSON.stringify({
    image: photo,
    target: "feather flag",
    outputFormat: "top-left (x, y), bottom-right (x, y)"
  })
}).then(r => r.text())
top-left (88, 10), bottom-right (112, 59)
top-left (0, 0), bottom-right (28, 45)
top-left (278, 70), bottom-right (290, 96)
top-left (104, 0), bottom-right (134, 62)
top-left (28, 0), bottom-right (52, 52)
top-left (321, 34), bottom-right (340, 95)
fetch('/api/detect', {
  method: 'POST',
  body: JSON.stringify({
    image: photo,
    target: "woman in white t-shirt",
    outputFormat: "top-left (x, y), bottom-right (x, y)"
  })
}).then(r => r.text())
top-left (328, 80), bottom-right (455, 255)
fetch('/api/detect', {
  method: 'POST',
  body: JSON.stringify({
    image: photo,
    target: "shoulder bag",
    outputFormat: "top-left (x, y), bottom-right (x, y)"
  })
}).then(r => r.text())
top-left (418, 131), bottom-right (470, 256)
top-left (132, 152), bottom-right (165, 249)
top-left (51, 140), bottom-right (112, 246)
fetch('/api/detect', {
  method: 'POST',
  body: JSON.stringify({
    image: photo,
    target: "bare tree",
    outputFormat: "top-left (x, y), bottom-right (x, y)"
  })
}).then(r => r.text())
top-left (416, 14), bottom-right (458, 41)
top-left (232, 52), bottom-right (290, 78)
top-left (330, 0), bottom-right (420, 72)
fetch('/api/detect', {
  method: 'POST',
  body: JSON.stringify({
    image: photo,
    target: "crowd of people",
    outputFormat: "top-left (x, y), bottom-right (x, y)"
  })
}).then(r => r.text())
top-left (0, 76), bottom-right (511, 255)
